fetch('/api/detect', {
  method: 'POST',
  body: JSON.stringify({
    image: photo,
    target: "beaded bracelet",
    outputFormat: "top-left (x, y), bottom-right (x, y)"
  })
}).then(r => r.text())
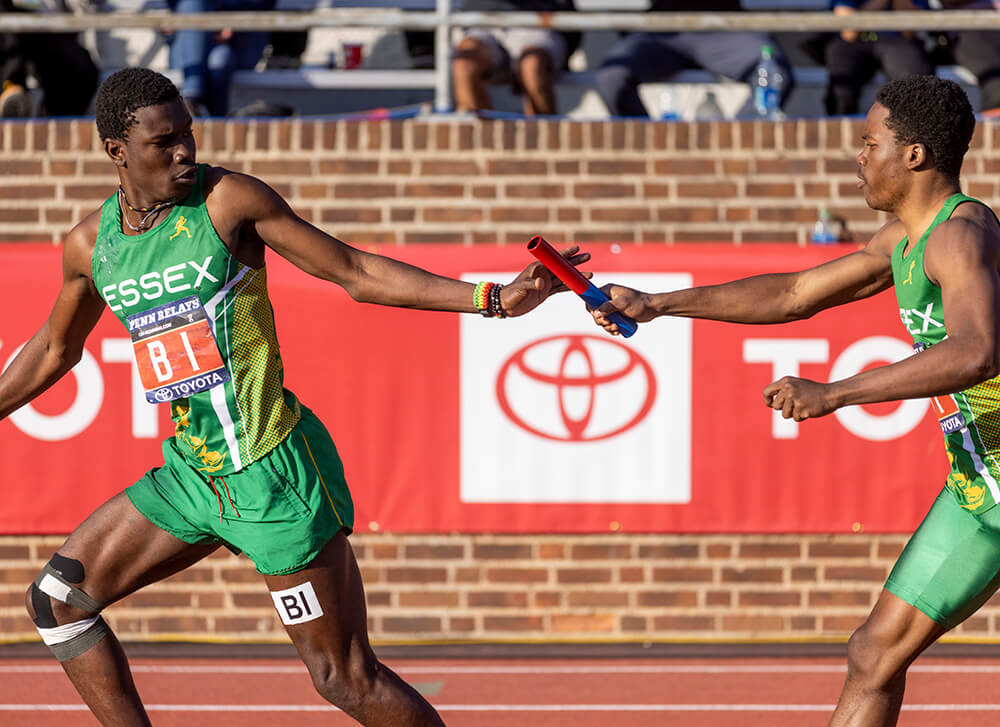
top-left (473, 281), bottom-right (505, 318)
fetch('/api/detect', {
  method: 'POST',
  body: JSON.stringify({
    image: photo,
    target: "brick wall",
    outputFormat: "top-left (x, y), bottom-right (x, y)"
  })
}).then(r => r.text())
top-left (3, 116), bottom-right (1000, 646)
top-left (2, 117), bottom-right (998, 245)
top-left (3, 533), bottom-right (1000, 644)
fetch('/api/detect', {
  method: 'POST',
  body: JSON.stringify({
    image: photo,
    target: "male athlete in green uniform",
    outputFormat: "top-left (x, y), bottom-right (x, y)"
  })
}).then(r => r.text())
top-left (592, 75), bottom-right (1000, 726)
top-left (0, 67), bottom-right (589, 727)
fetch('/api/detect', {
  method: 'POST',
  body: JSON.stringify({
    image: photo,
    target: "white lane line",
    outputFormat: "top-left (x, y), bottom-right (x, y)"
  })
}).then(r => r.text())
top-left (7, 663), bottom-right (1000, 674)
top-left (3, 703), bottom-right (1000, 712)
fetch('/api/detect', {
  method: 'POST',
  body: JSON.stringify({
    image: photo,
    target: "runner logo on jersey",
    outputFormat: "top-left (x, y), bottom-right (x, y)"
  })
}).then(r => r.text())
top-left (127, 295), bottom-right (230, 403)
top-left (914, 342), bottom-right (966, 433)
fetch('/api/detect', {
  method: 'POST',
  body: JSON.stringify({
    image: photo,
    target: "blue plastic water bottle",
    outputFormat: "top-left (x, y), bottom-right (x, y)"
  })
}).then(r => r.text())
top-left (811, 209), bottom-right (837, 245)
top-left (753, 45), bottom-right (784, 120)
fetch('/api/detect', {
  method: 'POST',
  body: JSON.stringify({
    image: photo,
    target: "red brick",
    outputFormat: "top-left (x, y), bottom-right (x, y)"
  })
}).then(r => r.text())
top-left (383, 617), bottom-right (442, 632)
top-left (319, 160), bottom-right (379, 175)
top-left (568, 591), bottom-right (629, 607)
top-left (486, 568), bottom-right (548, 584)
top-left (593, 207), bottom-right (651, 223)
top-left (486, 160), bottom-right (546, 175)
top-left (738, 591), bottom-right (800, 607)
top-left (473, 544), bottom-right (532, 559)
top-left (331, 183), bottom-right (395, 199)
top-left (551, 613), bottom-right (615, 632)
top-left (825, 566), bottom-right (887, 582)
top-left (556, 568), bottom-right (612, 584)
top-left (425, 207), bottom-right (483, 223)
top-left (399, 591), bottom-right (460, 607)
top-left (402, 183), bottom-right (464, 198)
top-left (320, 208), bottom-right (382, 223)
top-left (652, 615), bottom-right (714, 631)
top-left (721, 615), bottom-right (785, 632)
top-left (651, 567), bottom-right (714, 583)
top-left (676, 182), bottom-right (738, 198)
top-left (808, 590), bottom-right (874, 607)
top-left (385, 567), bottom-right (447, 583)
top-left (637, 590), bottom-right (697, 607)
top-left (404, 544), bottom-right (465, 559)
top-left (653, 159), bottom-right (716, 175)
top-left (468, 591), bottom-right (528, 608)
top-left (251, 160), bottom-right (311, 177)
top-left (490, 207), bottom-right (549, 223)
top-left (657, 207), bottom-right (717, 223)
top-left (721, 567), bottom-right (783, 584)
top-left (505, 183), bottom-right (564, 199)
top-left (587, 160), bottom-right (646, 175)
top-left (807, 542), bottom-right (871, 558)
top-left (574, 183), bottom-right (636, 199)
top-left (420, 160), bottom-right (482, 176)
top-left (483, 616), bottom-right (544, 631)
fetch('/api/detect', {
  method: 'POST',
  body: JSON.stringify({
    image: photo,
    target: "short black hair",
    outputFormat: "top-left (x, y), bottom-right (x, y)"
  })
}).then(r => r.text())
top-left (875, 75), bottom-right (975, 179)
top-left (95, 67), bottom-right (180, 142)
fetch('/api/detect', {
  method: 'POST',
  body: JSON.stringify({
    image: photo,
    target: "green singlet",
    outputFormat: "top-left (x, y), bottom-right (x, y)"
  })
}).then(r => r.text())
top-left (885, 193), bottom-right (1000, 627)
top-left (92, 166), bottom-right (353, 574)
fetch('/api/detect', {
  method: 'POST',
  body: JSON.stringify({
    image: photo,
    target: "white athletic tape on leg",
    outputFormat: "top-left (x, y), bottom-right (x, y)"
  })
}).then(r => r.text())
top-left (36, 615), bottom-right (101, 646)
top-left (38, 573), bottom-right (72, 604)
top-left (270, 581), bottom-right (324, 626)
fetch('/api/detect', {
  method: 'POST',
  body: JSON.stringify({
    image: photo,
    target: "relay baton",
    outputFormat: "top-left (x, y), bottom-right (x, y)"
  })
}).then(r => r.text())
top-left (527, 235), bottom-right (638, 338)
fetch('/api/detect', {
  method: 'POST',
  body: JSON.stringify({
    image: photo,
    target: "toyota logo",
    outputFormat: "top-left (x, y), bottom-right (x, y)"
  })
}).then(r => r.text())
top-left (496, 334), bottom-right (657, 442)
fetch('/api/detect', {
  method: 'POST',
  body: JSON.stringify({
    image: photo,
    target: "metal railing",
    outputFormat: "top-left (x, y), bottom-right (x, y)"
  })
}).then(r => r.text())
top-left (3, 6), bottom-right (1000, 110)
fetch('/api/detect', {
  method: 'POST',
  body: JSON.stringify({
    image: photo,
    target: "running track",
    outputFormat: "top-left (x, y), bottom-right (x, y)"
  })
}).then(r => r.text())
top-left (4, 656), bottom-right (1000, 726)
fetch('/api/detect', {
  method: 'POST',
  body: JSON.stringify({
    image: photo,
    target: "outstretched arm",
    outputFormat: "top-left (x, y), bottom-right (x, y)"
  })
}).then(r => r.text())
top-left (0, 223), bottom-right (105, 421)
top-left (218, 172), bottom-right (588, 317)
top-left (766, 215), bottom-right (1000, 420)
top-left (592, 222), bottom-right (899, 333)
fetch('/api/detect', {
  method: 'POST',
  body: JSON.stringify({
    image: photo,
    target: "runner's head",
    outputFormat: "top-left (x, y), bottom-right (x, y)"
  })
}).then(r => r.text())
top-left (96, 67), bottom-right (197, 203)
top-left (858, 76), bottom-right (974, 212)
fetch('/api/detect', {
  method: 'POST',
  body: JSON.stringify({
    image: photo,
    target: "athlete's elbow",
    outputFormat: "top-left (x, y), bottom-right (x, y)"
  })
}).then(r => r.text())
top-left (969, 349), bottom-right (1000, 383)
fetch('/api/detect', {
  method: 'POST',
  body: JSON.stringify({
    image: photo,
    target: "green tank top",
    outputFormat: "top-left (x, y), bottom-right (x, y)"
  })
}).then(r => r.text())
top-left (891, 193), bottom-right (1000, 513)
top-left (92, 165), bottom-right (300, 475)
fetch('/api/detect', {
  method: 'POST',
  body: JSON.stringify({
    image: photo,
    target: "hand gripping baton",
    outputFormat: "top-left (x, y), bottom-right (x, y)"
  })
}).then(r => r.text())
top-left (527, 236), bottom-right (638, 338)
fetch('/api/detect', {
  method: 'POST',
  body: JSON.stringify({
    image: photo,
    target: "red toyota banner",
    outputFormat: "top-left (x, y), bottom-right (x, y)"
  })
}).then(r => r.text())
top-left (0, 243), bottom-right (943, 535)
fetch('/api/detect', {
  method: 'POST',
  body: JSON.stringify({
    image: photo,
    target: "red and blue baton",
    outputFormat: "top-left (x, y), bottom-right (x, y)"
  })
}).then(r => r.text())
top-left (527, 236), bottom-right (638, 338)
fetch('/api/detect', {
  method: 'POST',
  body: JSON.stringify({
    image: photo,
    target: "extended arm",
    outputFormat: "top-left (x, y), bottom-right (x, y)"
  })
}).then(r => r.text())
top-left (0, 225), bottom-right (105, 421)
top-left (592, 225), bottom-right (897, 331)
top-left (766, 215), bottom-right (1000, 420)
top-left (217, 171), bottom-right (587, 317)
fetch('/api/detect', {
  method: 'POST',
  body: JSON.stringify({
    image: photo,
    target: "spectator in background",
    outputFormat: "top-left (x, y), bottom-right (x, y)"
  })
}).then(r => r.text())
top-left (451, 0), bottom-right (578, 116)
top-left (931, 0), bottom-right (1000, 114)
top-left (0, 0), bottom-right (99, 117)
top-left (166, 0), bottom-right (276, 116)
top-left (823, 0), bottom-right (934, 116)
top-left (595, 0), bottom-right (794, 119)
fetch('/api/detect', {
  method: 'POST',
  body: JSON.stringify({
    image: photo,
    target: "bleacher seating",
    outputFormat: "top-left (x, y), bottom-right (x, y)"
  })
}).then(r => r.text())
top-left (83, 0), bottom-right (982, 118)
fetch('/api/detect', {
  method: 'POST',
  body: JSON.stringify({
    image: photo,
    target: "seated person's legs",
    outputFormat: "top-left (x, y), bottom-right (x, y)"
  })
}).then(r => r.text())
top-left (824, 36), bottom-right (879, 115)
top-left (871, 35), bottom-right (933, 83)
top-left (451, 31), bottom-right (504, 112)
top-left (596, 32), bottom-right (689, 118)
top-left (167, 0), bottom-right (212, 112)
top-left (206, 30), bottom-right (270, 116)
top-left (950, 30), bottom-right (1000, 112)
top-left (501, 28), bottom-right (567, 116)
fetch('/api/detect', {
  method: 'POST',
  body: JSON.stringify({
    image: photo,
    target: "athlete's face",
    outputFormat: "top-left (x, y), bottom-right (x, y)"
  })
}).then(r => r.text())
top-left (856, 102), bottom-right (911, 213)
top-left (112, 97), bottom-right (198, 204)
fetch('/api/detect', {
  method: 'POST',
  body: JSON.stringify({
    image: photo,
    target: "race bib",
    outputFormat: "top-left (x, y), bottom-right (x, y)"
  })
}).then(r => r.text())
top-left (127, 295), bottom-right (230, 403)
top-left (914, 342), bottom-right (966, 434)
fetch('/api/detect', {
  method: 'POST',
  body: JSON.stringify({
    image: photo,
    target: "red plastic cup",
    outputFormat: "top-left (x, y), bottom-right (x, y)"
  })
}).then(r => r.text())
top-left (343, 43), bottom-right (363, 70)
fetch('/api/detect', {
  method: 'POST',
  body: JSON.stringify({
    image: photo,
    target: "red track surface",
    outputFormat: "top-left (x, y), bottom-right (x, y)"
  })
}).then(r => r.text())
top-left (5, 656), bottom-right (1000, 726)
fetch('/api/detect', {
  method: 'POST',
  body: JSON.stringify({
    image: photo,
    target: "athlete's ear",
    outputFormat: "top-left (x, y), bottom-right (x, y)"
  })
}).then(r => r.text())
top-left (104, 138), bottom-right (127, 168)
top-left (905, 143), bottom-right (928, 171)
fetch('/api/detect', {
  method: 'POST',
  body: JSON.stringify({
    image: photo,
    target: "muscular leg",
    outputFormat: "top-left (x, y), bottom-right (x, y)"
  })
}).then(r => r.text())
top-left (829, 590), bottom-right (945, 727)
top-left (517, 48), bottom-right (556, 116)
top-left (266, 531), bottom-right (444, 726)
top-left (25, 492), bottom-right (219, 726)
top-left (451, 36), bottom-right (493, 112)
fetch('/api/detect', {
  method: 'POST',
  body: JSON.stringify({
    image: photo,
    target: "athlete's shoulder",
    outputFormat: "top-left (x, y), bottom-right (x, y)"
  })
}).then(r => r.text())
top-left (62, 207), bottom-right (103, 280)
top-left (203, 164), bottom-right (283, 218)
top-left (862, 217), bottom-right (905, 259)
